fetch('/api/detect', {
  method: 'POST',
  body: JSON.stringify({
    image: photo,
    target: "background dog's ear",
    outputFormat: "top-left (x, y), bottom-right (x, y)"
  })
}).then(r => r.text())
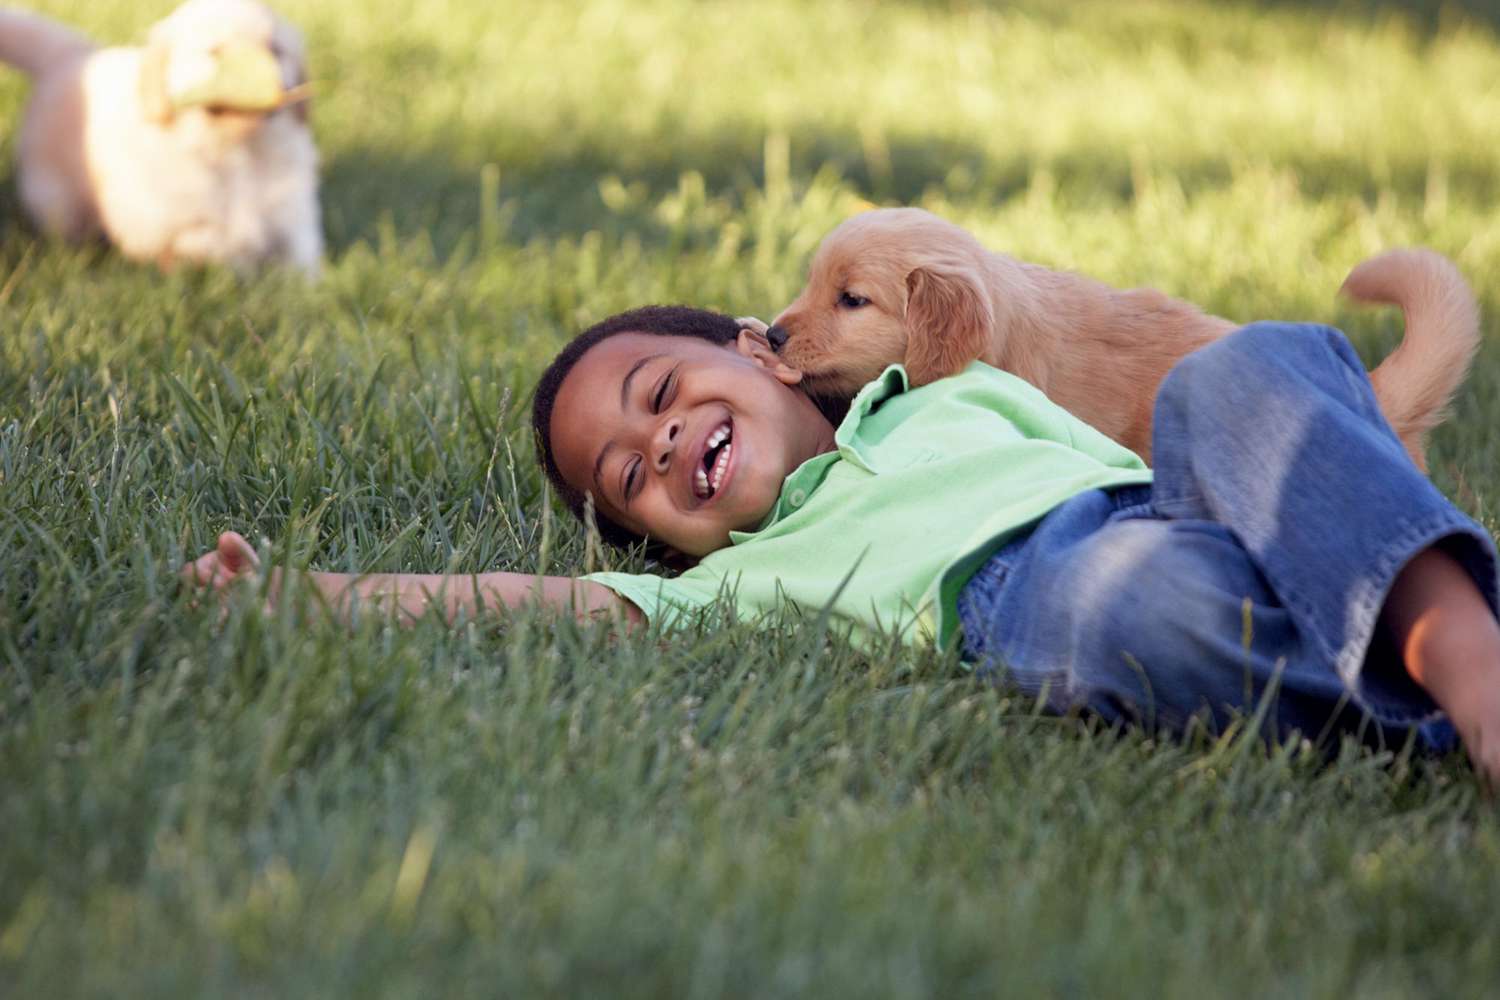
top-left (287, 52), bottom-right (310, 124)
top-left (274, 22), bottom-right (312, 124)
top-left (903, 263), bottom-right (993, 385)
top-left (138, 42), bottom-right (173, 124)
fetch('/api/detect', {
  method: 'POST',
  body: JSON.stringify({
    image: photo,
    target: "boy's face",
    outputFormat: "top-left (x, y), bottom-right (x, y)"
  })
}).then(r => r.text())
top-left (550, 330), bottom-right (837, 558)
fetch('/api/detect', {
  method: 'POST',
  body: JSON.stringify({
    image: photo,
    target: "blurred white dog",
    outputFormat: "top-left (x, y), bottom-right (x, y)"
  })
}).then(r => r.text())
top-left (0, 0), bottom-right (323, 275)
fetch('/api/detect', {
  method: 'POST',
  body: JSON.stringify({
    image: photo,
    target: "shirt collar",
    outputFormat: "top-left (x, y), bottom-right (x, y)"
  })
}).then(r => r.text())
top-left (727, 365), bottom-right (912, 544)
top-left (834, 364), bottom-right (909, 456)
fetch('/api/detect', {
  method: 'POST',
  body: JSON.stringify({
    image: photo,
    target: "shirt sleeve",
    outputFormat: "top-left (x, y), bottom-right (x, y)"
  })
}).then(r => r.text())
top-left (580, 568), bottom-right (727, 631)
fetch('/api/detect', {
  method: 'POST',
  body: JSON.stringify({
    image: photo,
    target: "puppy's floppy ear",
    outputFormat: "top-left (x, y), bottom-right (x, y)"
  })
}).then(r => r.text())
top-left (903, 262), bottom-right (993, 385)
top-left (138, 41), bottom-right (174, 124)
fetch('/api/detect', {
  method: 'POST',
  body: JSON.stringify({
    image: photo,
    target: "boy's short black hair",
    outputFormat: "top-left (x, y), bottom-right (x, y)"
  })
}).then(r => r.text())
top-left (531, 305), bottom-right (743, 552)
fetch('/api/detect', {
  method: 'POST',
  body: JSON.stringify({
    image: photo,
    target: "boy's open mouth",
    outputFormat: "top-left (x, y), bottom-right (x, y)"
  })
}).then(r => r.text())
top-left (693, 420), bottom-right (733, 500)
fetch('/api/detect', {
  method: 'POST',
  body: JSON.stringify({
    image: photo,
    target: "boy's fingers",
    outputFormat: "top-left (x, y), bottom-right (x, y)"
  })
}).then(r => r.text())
top-left (179, 533), bottom-right (259, 592)
top-left (735, 316), bottom-right (769, 335)
top-left (181, 551), bottom-right (222, 587)
top-left (217, 531), bottom-right (261, 573)
top-left (179, 556), bottom-right (226, 616)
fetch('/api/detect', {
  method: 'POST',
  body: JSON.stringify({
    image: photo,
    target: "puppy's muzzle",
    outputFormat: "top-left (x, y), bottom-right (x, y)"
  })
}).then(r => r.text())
top-left (765, 324), bottom-right (790, 352)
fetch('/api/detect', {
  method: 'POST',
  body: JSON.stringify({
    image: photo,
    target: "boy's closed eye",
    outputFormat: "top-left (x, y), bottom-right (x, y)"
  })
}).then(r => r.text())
top-left (621, 458), bottom-right (640, 505)
top-left (651, 364), bottom-right (678, 413)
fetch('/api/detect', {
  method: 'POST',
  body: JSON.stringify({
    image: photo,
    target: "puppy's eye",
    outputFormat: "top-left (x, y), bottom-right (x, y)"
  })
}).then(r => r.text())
top-left (838, 292), bottom-right (870, 309)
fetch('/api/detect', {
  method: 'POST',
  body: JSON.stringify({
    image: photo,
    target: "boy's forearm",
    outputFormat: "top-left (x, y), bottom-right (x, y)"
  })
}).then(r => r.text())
top-left (275, 567), bottom-right (641, 627)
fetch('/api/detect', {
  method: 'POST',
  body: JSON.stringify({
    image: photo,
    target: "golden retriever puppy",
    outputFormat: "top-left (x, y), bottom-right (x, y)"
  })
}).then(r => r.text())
top-left (768, 208), bottom-right (1478, 468)
top-left (0, 0), bottom-right (322, 275)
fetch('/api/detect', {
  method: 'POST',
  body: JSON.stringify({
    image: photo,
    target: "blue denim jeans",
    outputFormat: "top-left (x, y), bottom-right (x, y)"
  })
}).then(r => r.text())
top-left (957, 323), bottom-right (1499, 751)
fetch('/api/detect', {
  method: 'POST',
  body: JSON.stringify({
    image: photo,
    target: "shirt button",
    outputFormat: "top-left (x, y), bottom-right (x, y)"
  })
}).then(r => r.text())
top-left (788, 489), bottom-right (807, 507)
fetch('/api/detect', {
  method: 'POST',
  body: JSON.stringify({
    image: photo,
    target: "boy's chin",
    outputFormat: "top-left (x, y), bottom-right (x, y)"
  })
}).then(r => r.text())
top-left (670, 493), bottom-right (779, 560)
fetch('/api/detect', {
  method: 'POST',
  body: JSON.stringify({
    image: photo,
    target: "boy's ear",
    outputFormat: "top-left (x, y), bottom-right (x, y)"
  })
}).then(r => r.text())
top-left (735, 328), bottom-right (804, 386)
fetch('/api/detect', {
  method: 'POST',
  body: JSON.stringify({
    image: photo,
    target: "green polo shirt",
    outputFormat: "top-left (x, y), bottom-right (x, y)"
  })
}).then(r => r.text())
top-left (584, 361), bottom-right (1153, 649)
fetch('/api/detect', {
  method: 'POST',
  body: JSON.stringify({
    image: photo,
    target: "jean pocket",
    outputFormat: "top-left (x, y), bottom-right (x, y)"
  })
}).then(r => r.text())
top-left (957, 550), bottom-right (1015, 659)
top-left (1104, 484), bottom-right (1157, 522)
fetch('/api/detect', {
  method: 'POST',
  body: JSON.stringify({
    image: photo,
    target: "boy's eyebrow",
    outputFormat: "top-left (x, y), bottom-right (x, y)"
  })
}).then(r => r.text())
top-left (620, 354), bottom-right (665, 408)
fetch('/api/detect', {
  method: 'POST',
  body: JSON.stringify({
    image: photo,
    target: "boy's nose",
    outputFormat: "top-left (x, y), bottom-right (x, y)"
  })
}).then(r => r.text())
top-left (765, 324), bottom-right (790, 352)
top-left (651, 416), bottom-right (684, 471)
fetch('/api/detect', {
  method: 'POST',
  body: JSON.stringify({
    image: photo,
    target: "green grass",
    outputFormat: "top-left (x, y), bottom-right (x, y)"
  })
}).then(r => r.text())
top-left (5, 0), bottom-right (1500, 995)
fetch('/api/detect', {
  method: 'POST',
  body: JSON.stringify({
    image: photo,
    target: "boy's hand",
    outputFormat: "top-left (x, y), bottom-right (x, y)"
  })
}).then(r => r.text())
top-left (735, 316), bottom-right (770, 337)
top-left (180, 531), bottom-right (266, 605)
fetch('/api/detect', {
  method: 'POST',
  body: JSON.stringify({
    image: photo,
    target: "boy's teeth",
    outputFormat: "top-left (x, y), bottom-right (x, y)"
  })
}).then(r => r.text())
top-left (710, 443), bottom-right (731, 491)
top-left (694, 422), bottom-right (733, 500)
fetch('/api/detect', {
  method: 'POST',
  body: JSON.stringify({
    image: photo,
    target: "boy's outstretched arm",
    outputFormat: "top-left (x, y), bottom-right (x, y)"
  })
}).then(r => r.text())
top-left (180, 531), bottom-right (642, 627)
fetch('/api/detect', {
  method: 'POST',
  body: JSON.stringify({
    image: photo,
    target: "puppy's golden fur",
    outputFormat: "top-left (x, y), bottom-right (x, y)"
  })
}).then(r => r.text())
top-left (0, 0), bottom-right (322, 275)
top-left (771, 208), bottom-right (1478, 468)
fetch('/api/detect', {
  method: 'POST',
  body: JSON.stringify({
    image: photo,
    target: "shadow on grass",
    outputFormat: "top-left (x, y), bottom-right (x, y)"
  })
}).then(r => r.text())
top-left (905, 0), bottom-right (1500, 36)
top-left (5, 122), bottom-right (1496, 267)
top-left (320, 124), bottom-right (1500, 258)
top-left (1254, 0), bottom-right (1500, 35)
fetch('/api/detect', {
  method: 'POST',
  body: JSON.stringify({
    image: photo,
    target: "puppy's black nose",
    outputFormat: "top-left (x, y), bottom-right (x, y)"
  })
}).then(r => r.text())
top-left (765, 324), bottom-right (790, 352)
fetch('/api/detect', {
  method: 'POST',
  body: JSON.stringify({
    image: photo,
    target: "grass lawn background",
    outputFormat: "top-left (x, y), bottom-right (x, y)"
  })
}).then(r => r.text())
top-left (4, 0), bottom-right (1500, 995)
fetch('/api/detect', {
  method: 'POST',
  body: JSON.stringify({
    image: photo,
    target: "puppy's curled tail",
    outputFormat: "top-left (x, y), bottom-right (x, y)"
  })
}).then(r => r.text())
top-left (0, 8), bottom-right (93, 78)
top-left (1342, 248), bottom-right (1480, 469)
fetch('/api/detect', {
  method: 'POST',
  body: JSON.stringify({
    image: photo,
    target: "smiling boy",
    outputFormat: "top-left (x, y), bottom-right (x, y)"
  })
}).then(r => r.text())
top-left (547, 317), bottom-right (838, 560)
top-left (186, 305), bottom-right (1500, 782)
